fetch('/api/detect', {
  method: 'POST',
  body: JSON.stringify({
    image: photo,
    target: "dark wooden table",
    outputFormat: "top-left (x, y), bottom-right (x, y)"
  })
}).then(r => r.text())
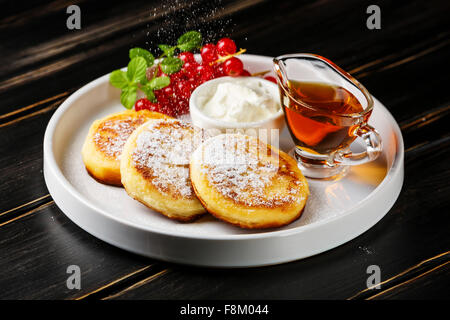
top-left (0, 0), bottom-right (449, 300)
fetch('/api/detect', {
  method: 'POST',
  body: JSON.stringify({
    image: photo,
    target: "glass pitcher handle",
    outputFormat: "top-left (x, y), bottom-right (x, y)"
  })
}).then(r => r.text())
top-left (334, 124), bottom-right (382, 165)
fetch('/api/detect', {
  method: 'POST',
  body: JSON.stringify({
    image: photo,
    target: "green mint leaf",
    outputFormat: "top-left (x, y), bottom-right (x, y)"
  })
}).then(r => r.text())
top-left (109, 70), bottom-right (129, 88)
top-left (160, 57), bottom-right (183, 74)
top-left (129, 48), bottom-right (155, 67)
top-left (158, 44), bottom-right (176, 57)
top-left (127, 57), bottom-right (147, 84)
top-left (158, 44), bottom-right (170, 52)
top-left (177, 31), bottom-right (202, 51)
top-left (140, 83), bottom-right (152, 96)
top-left (147, 90), bottom-right (156, 103)
top-left (120, 86), bottom-right (137, 109)
top-left (149, 76), bottom-right (170, 90)
top-left (141, 85), bottom-right (157, 103)
top-left (141, 76), bottom-right (169, 103)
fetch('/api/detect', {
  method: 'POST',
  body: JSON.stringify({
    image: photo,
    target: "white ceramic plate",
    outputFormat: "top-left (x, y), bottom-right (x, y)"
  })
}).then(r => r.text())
top-left (43, 54), bottom-right (404, 267)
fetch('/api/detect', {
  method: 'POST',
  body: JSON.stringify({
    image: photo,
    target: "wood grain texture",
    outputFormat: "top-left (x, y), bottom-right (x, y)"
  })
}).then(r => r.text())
top-left (0, 0), bottom-right (448, 299)
top-left (349, 252), bottom-right (450, 299)
top-left (1, 0), bottom-right (448, 116)
top-left (370, 261), bottom-right (450, 300)
top-left (0, 202), bottom-right (151, 299)
top-left (0, 109), bottom-right (55, 213)
top-left (0, 0), bottom-right (262, 115)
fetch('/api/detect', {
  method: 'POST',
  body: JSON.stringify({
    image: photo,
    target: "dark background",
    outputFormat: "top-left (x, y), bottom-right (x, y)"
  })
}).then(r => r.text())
top-left (0, 0), bottom-right (449, 299)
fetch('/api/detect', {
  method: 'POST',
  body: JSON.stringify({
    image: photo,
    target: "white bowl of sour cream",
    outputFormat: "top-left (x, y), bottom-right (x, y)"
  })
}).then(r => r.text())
top-left (189, 76), bottom-right (285, 135)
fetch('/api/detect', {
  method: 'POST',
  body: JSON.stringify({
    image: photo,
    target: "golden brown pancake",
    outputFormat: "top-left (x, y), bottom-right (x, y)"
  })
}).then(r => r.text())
top-left (190, 133), bottom-right (309, 229)
top-left (120, 118), bottom-right (207, 221)
top-left (81, 110), bottom-right (170, 186)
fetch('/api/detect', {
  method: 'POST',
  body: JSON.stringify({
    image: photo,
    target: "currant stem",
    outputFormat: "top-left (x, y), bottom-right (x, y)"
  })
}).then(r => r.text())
top-left (251, 70), bottom-right (271, 77)
top-left (211, 48), bottom-right (247, 65)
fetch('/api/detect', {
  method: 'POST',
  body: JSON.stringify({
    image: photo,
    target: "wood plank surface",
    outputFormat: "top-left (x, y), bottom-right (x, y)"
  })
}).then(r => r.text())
top-left (0, 202), bottom-right (151, 299)
top-left (0, 0), bottom-right (448, 299)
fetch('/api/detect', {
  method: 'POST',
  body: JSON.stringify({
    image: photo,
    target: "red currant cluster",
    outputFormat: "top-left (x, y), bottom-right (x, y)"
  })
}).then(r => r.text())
top-left (135, 38), bottom-right (255, 116)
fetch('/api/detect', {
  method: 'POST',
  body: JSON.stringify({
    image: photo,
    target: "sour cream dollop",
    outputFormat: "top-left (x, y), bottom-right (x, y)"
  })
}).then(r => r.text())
top-left (197, 77), bottom-right (280, 123)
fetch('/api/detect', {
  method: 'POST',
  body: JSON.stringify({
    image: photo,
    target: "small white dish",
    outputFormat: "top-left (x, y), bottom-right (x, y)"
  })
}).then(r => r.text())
top-left (189, 76), bottom-right (285, 135)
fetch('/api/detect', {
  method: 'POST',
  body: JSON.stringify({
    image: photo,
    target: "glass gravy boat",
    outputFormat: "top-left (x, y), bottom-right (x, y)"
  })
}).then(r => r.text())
top-left (273, 53), bottom-right (382, 179)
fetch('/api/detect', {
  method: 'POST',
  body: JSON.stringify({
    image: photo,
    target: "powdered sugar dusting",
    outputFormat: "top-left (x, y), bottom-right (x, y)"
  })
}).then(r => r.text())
top-left (94, 116), bottom-right (147, 160)
top-left (198, 134), bottom-right (305, 207)
top-left (143, 0), bottom-right (232, 49)
top-left (132, 119), bottom-right (206, 198)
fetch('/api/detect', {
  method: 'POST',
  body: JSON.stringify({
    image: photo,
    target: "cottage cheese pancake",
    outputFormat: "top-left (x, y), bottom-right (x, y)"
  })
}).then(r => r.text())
top-left (120, 118), bottom-right (206, 221)
top-left (82, 110), bottom-right (170, 186)
top-left (190, 134), bottom-right (309, 229)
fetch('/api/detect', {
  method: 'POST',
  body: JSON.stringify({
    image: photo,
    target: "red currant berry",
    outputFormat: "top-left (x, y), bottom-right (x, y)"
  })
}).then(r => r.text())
top-left (157, 65), bottom-right (168, 77)
top-left (135, 98), bottom-right (151, 111)
top-left (240, 69), bottom-right (251, 76)
top-left (170, 71), bottom-right (188, 82)
top-left (135, 98), bottom-right (163, 113)
top-left (200, 43), bottom-right (218, 63)
top-left (223, 57), bottom-right (244, 76)
top-left (216, 38), bottom-right (236, 56)
top-left (176, 98), bottom-right (189, 115)
top-left (213, 63), bottom-right (225, 77)
top-left (162, 85), bottom-right (174, 97)
top-left (160, 104), bottom-right (176, 117)
top-left (188, 76), bottom-right (200, 88)
top-left (154, 89), bottom-right (170, 105)
top-left (196, 64), bottom-right (214, 82)
top-left (170, 72), bottom-right (181, 82)
top-left (264, 76), bottom-right (277, 84)
top-left (178, 52), bottom-right (195, 63)
top-left (175, 80), bottom-right (193, 99)
top-left (183, 61), bottom-right (198, 70)
top-left (148, 104), bottom-right (163, 113)
top-left (182, 61), bottom-right (199, 78)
